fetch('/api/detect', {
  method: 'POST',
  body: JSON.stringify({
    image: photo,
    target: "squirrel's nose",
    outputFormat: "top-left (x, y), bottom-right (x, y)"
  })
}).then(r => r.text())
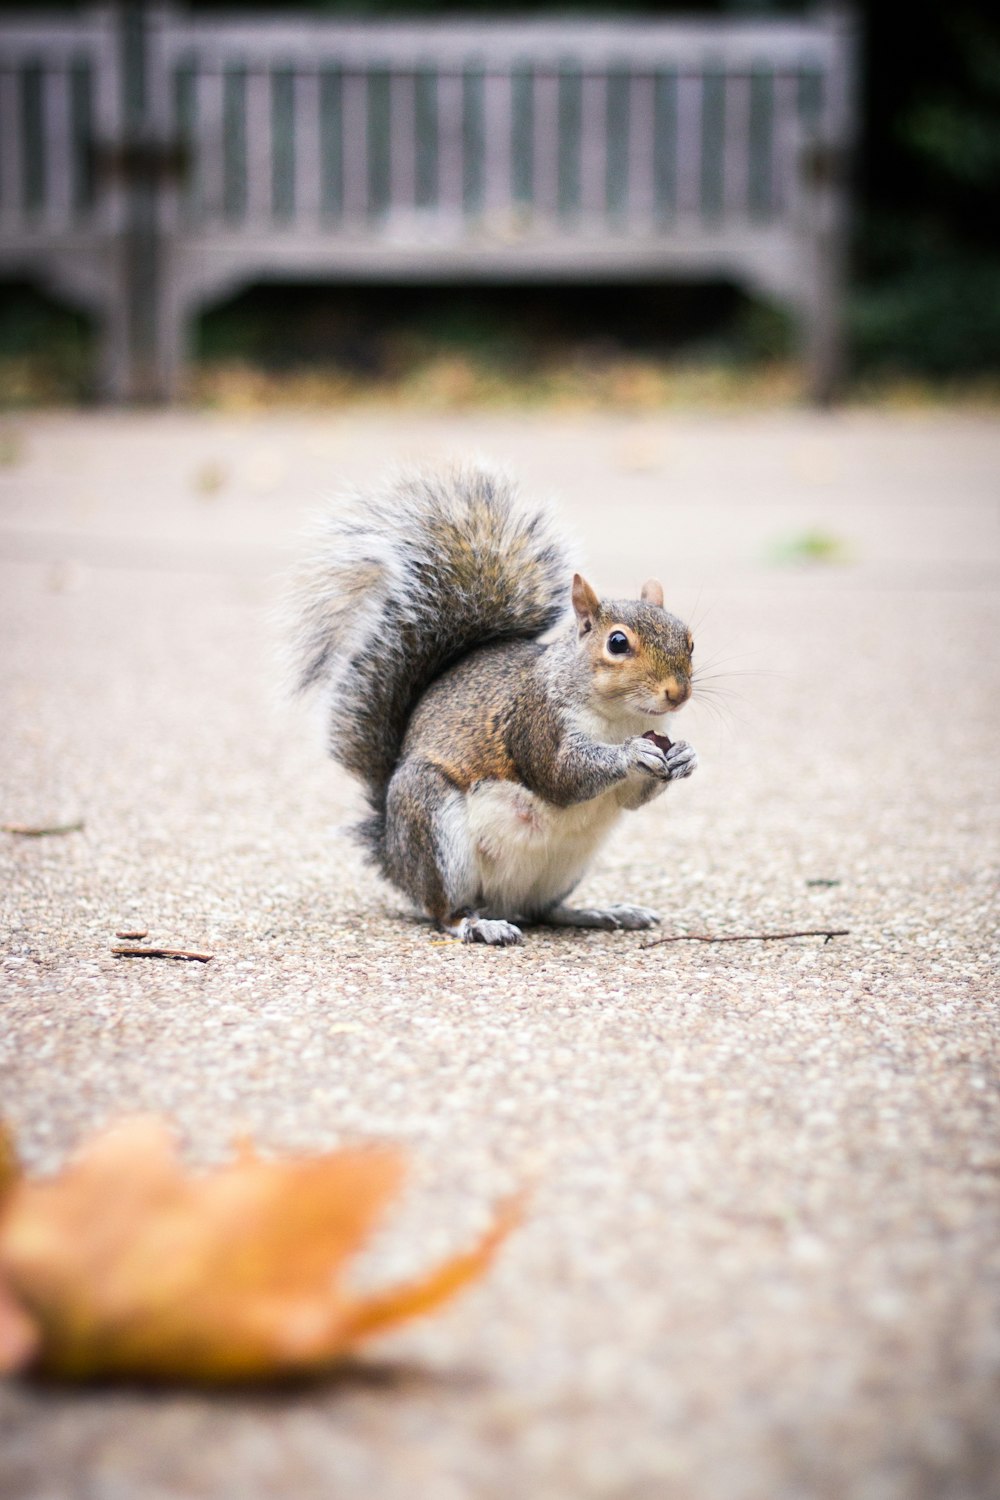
top-left (662, 677), bottom-right (690, 708)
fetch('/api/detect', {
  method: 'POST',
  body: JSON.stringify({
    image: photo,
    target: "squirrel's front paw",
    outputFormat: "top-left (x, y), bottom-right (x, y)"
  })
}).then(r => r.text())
top-left (663, 740), bottom-right (698, 781)
top-left (627, 736), bottom-right (697, 782)
top-left (627, 737), bottom-right (672, 779)
top-left (659, 741), bottom-right (701, 780)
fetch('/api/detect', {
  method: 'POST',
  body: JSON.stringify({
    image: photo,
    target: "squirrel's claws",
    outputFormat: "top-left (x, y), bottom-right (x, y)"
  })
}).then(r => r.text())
top-left (461, 916), bottom-right (524, 946)
top-left (664, 741), bottom-right (698, 780)
top-left (629, 736), bottom-right (697, 782)
top-left (629, 739), bottom-right (672, 779)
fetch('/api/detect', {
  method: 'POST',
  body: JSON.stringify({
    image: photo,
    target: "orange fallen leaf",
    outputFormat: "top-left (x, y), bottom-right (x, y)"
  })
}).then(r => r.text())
top-left (0, 1125), bottom-right (40, 1372)
top-left (0, 1117), bottom-right (518, 1382)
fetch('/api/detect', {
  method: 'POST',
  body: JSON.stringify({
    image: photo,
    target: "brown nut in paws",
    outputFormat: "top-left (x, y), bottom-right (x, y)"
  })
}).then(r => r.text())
top-left (642, 731), bottom-right (673, 753)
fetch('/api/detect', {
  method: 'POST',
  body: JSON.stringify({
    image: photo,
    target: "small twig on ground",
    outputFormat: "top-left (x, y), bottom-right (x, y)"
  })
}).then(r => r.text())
top-left (112, 947), bottom-right (213, 963)
top-left (3, 820), bottom-right (84, 837)
top-left (639, 928), bottom-right (849, 951)
top-left (115, 929), bottom-right (149, 940)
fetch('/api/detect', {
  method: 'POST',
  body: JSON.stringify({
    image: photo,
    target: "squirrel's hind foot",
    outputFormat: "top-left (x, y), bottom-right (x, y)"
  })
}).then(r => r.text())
top-left (442, 914), bottom-right (524, 946)
top-left (543, 903), bottom-right (662, 931)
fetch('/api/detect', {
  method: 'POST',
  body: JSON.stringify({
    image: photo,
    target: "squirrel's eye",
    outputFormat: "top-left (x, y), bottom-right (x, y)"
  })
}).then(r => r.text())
top-left (607, 631), bottom-right (630, 656)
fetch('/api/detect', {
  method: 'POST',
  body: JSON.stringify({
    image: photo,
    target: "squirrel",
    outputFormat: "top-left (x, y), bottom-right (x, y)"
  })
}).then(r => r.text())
top-left (290, 462), bottom-right (698, 946)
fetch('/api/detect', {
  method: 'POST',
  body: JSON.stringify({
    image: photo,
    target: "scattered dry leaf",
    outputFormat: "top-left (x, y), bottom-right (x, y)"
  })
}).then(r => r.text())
top-left (193, 460), bottom-right (227, 497)
top-left (111, 946), bottom-right (213, 963)
top-left (0, 1127), bottom-right (39, 1372)
top-left (2, 820), bottom-right (84, 838)
top-left (0, 1117), bottom-right (517, 1383)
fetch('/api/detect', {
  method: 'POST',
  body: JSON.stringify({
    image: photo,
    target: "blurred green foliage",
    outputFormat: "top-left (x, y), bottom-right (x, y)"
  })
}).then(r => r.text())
top-left (852, 238), bottom-right (1000, 377)
top-left (769, 529), bottom-right (853, 566)
top-left (0, 283), bottom-right (91, 404)
top-left (851, 3), bottom-right (1000, 376)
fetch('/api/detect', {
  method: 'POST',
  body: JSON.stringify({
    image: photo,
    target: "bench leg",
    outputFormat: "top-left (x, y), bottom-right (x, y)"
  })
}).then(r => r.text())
top-left (94, 232), bottom-right (189, 402)
top-left (803, 249), bottom-right (846, 407)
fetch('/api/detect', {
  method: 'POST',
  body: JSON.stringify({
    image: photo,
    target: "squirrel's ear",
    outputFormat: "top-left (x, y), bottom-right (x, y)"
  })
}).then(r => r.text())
top-left (640, 578), bottom-right (664, 608)
top-left (571, 573), bottom-right (600, 635)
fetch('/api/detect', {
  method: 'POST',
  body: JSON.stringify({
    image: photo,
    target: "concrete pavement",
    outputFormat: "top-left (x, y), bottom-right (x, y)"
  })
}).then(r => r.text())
top-left (1, 407), bottom-right (998, 1500)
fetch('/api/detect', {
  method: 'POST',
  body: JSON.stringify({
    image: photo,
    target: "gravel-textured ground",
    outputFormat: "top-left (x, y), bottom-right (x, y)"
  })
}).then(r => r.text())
top-left (1, 408), bottom-right (998, 1500)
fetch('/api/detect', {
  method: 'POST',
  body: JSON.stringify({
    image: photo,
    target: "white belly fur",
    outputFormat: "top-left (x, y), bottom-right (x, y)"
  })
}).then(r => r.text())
top-left (465, 779), bottom-right (624, 918)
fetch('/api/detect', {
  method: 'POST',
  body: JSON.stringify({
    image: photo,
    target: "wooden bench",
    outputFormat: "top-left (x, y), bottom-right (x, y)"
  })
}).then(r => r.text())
top-left (0, 5), bottom-right (857, 401)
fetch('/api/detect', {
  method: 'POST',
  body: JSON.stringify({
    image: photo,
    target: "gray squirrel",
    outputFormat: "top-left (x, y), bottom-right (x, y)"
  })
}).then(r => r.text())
top-left (290, 463), bottom-right (697, 945)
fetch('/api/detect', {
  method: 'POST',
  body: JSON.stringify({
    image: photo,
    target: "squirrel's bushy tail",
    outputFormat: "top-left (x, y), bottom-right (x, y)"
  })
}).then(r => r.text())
top-left (289, 462), bottom-right (572, 853)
